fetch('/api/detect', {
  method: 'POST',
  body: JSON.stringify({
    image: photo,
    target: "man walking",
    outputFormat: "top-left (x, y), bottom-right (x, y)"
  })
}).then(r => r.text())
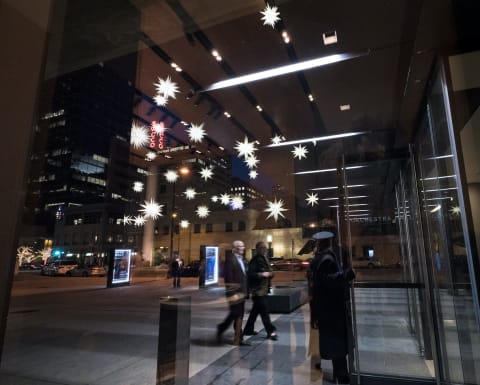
top-left (243, 241), bottom-right (277, 340)
top-left (217, 240), bottom-right (250, 346)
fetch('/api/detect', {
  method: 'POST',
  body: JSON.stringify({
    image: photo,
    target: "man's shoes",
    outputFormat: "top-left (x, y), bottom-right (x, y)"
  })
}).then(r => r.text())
top-left (334, 374), bottom-right (350, 384)
top-left (216, 325), bottom-right (222, 344)
top-left (266, 332), bottom-right (278, 341)
top-left (234, 340), bottom-right (251, 346)
top-left (243, 330), bottom-right (259, 336)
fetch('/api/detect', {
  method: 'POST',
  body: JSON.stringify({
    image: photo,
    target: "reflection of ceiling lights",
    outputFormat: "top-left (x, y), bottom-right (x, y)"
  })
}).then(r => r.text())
top-left (430, 204), bottom-right (442, 213)
top-left (294, 165), bottom-right (367, 175)
top-left (321, 195), bottom-right (368, 201)
top-left (310, 184), bottom-right (366, 191)
top-left (422, 187), bottom-right (457, 193)
top-left (424, 154), bottom-right (453, 160)
top-left (268, 131), bottom-right (368, 149)
top-left (339, 104), bottom-right (351, 111)
top-left (421, 175), bottom-right (456, 181)
top-left (205, 51), bottom-right (368, 91)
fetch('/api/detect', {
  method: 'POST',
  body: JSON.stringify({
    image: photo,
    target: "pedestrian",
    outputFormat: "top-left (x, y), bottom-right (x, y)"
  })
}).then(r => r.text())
top-left (171, 253), bottom-right (183, 288)
top-left (311, 231), bottom-right (355, 384)
top-left (217, 240), bottom-right (250, 346)
top-left (243, 241), bottom-right (277, 341)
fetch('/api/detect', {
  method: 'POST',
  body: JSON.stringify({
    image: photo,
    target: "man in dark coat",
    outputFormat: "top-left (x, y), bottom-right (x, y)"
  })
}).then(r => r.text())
top-left (243, 241), bottom-right (277, 340)
top-left (217, 240), bottom-right (250, 346)
top-left (311, 231), bottom-right (355, 384)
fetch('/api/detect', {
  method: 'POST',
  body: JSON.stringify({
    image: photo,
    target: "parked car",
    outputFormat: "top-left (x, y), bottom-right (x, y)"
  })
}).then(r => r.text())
top-left (66, 265), bottom-right (106, 277)
top-left (182, 260), bottom-right (201, 277)
top-left (41, 260), bottom-right (78, 276)
top-left (271, 258), bottom-right (310, 271)
top-left (19, 262), bottom-right (42, 270)
top-left (352, 257), bottom-right (382, 269)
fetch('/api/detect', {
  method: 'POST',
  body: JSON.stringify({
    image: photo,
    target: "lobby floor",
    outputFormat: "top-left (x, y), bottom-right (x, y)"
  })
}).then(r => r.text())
top-left (0, 273), bottom-right (434, 384)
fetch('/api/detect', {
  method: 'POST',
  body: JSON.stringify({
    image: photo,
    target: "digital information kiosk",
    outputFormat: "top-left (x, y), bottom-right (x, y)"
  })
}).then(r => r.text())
top-left (199, 245), bottom-right (219, 287)
top-left (107, 248), bottom-right (132, 287)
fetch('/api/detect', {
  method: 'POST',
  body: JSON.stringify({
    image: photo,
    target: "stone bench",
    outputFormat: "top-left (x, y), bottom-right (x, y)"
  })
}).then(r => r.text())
top-left (266, 285), bottom-right (307, 313)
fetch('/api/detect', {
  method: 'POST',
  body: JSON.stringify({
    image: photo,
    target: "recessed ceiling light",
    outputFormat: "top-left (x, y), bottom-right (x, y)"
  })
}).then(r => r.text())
top-left (256, 105), bottom-right (262, 111)
top-left (308, 94), bottom-right (314, 102)
top-left (323, 30), bottom-right (338, 45)
top-left (340, 104), bottom-right (351, 111)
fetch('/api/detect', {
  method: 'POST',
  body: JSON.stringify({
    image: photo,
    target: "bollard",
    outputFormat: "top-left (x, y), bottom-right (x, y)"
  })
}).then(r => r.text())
top-left (157, 296), bottom-right (191, 385)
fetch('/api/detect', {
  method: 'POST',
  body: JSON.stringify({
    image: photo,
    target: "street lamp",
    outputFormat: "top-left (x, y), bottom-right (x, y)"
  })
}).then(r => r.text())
top-left (169, 166), bottom-right (190, 261)
top-left (267, 234), bottom-right (273, 258)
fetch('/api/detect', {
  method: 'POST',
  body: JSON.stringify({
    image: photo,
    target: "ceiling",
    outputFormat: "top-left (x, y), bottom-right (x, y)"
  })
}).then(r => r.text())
top-left (44, 0), bottom-right (457, 223)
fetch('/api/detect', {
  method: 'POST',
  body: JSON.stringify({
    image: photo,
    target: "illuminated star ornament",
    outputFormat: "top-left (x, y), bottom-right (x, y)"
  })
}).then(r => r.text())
top-left (450, 206), bottom-right (461, 215)
top-left (211, 195), bottom-right (219, 203)
top-left (152, 121), bottom-right (167, 135)
top-left (196, 205), bottom-right (210, 218)
top-left (146, 151), bottom-right (157, 161)
top-left (180, 220), bottom-right (190, 228)
top-left (200, 166), bottom-right (214, 181)
top-left (123, 215), bottom-right (133, 225)
top-left (164, 170), bottom-right (179, 183)
top-left (249, 170), bottom-right (258, 179)
top-left (306, 192), bottom-right (319, 206)
top-left (292, 144), bottom-right (309, 159)
top-left (234, 136), bottom-right (257, 159)
top-left (133, 181), bottom-right (144, 192)
top-left (184, 188), bottom-right (197, 200)
top-left (153, 94), bottom-right (168, 107)
top-left (264, 198), bottom-right (288, 222)
top-left (130, 122), bottom-right (149, 149)
top-left (133, 215), bottom-right (146, 227)
top-left (230, 195), bottom-right (245, 210)
top-left (187, 123), bottom-right (206, 143)
top-left (139, 199), bottom-right (163, 220)
top-left (245, 155), bottom-right (259, 169)
top-left (220, 193), bottom-right (231, 205)
top-left (261, 4), bottom-right (280, 28)
top-left (271, 135), bottom-right (284, 145)
top-left (153, 76), bottom-right (179, 106)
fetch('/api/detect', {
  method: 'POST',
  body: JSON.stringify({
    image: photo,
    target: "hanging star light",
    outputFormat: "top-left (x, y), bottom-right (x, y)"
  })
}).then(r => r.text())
top-left (264, 198), bottom-right (288, 221)
top-left (146, 151), bottom-right (157, 161)
top-left (184, 187), bottom-right (197, 200)
top-left (271, 135), bottom-right (283, 145)
top-left (306, 192), bottom-right (319, 206)
top-left (211, 195), bottom-right (219, 203)
top-left (164, 170), bottom-right (179, 183)
top-left (154, 94), bottom-right (168, 107)
top-left (230, 195), bottom-right (245, 210)
top-left (220, 193), bottom-right (231, 205)
top-left (152, 121), bottom-right (167, 135)
top-left (234, 136), bottom-right (257, 159)
top-left (196, 205), bottom-right (210, 218)
top-left (249, 170), bottom-right (258, 179)
top-left (133, 181), bottom-right (144, 192)
top-left (292, 144), bottom-right (309, 159)
top-left (139, 198), bottom-right (163, 220)
top-left (130, 122), bottom-right (149, 149)
top-left (154, 76), bottom-right (179, 100)
top-left (180, 219), bottom-right (190, 228)
top-left (133, 215), bottom-right (146, 227)
top-left (187, 123), bottom-right (206, 143)
top-left (260, 3), bottom-right (280, 28)
top-left (245, 155), bottom-right (259, 169)
top-left (449, 206), bottom-right (461, 215)
top-left (200, 166), bottom-right (214, 181)
top-left (123, 215), bottom-right (133, 225)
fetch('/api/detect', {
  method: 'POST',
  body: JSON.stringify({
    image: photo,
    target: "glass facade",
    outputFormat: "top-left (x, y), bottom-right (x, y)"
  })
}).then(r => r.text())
top-left (1, 1), bottom-right (479, 384)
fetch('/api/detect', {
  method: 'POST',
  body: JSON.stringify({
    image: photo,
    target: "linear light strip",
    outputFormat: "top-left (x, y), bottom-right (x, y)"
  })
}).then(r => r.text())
top-left (267, 131), bottom-right (368, 148)
top-left (204, 51), bottom-right (369, 91)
